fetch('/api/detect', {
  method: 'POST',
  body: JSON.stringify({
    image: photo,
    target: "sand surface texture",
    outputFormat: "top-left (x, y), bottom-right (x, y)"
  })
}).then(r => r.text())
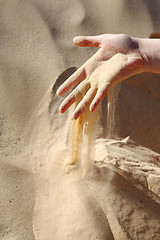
top-left (0, 0), bottom-right (160, 239)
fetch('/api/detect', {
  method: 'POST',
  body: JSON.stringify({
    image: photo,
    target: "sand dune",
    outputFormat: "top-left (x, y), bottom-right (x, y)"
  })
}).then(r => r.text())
top-left (0, 0), bottom-right (160, 239)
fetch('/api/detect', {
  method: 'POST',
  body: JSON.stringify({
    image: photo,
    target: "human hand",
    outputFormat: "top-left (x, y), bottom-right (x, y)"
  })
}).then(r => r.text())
top-left (57, 34), bottom-right (146, 119)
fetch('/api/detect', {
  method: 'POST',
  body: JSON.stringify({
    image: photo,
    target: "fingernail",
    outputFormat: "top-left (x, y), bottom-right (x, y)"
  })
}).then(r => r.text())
top-left (73, 109), bottom-right (82, 119)
top-left (59, 105), bottom-right (65, 113)
top-left (72, 113), bottom-right (77, 120)
top-left (90, 103), bottom-right (95, 112)
top-left (56, 89), bottom-right (61, 96)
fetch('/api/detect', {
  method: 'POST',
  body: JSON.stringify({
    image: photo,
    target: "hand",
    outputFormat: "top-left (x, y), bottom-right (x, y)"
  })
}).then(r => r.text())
top-left (57, 34), bottom-right (146, 119)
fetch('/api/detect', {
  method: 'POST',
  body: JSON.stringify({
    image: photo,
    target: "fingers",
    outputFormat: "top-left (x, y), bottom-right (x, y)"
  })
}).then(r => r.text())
top-left (73, 86), bottom-right (96, 119)
top-left (59, 81), bottom-right (108, 118)
top-left (59, 81), bottom-right (90, 113)
top-left (73, 35), bottom-right (103, 48)
top-left (90, 84), bottom-right (109, 112)
top-left (56, 67), bottom-right (86, 96)
top-left (59, 94), bottom-right (76, 114)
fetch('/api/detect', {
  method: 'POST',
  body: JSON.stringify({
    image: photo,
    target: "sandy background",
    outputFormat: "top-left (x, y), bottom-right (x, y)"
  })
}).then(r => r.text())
top-left (0, 0), bottom-right (160, 239)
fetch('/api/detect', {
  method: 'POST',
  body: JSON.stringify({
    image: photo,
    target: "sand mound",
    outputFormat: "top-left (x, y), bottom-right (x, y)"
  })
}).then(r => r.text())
top-left (23, 67), bottom-right (160, 240)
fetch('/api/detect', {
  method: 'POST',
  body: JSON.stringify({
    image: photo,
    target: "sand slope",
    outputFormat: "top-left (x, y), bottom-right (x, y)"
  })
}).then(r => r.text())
top-left (0, 0), bottom-right (160, 239)
top-left (25, 71), bottom-right (160, 240)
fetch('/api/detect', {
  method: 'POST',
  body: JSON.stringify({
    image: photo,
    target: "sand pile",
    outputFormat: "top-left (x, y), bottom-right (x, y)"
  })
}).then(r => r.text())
top-left (0, 0), bottom-right (160, 239)
top-left (24, 66), bottom-right (160, 240)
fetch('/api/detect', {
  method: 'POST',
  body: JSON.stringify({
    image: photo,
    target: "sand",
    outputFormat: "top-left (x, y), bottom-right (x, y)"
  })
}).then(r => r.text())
top-left (0, 0), bottom-right (160, 239)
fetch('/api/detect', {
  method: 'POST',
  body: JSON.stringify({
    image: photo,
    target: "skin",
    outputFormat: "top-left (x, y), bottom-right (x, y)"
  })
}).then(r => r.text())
top-left (56, 34), bottom-right (160, 119)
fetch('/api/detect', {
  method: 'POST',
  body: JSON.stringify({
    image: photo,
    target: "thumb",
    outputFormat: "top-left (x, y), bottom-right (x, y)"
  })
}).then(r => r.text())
top-left (73, 35), bottom-right (103, 47)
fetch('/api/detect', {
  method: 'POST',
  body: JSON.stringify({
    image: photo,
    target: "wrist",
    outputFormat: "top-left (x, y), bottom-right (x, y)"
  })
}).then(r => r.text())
top-left (136, 38), bottom-right (160, 73)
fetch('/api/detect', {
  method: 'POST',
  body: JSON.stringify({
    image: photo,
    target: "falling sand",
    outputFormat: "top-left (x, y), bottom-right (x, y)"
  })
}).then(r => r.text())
top-left (70, 93), bottom-right (98, 176)
top-left (69, 53), bottom-right (127, 176)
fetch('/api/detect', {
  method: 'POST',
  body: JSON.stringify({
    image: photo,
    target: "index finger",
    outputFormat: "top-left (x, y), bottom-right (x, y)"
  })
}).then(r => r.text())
top-left (56, 66), bottom-right (86, 96)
